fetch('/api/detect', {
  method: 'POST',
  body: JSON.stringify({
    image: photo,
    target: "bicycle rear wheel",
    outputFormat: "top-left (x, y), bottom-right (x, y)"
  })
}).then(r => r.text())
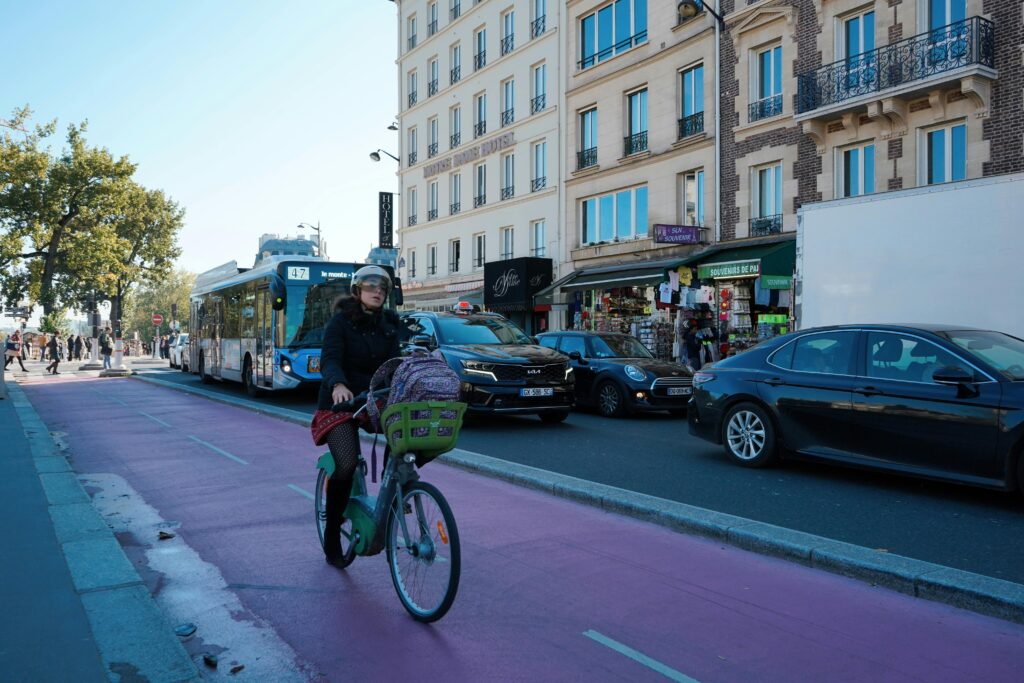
top-left (385, 481), bottom-right (460, 622)
top-left (314, 468), bottom-right (356, 568)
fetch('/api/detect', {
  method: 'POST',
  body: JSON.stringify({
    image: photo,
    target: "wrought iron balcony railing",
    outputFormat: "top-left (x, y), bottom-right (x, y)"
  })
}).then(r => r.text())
top-left (450, 132), bottom-right (461, 148)
top-left (449, 261), bottom-right (460, 273)
top-left (408, 215), bottom-right (418, 227)
top-left (450, 66), bottom-right (461, 84)
top-left (501, 185), bottom-right (514, 200)
top-left (428, 142), bottom-right (438, 158)
top-left (530, 94), bottom-right (546, 114)
top-left (408, 151), bottom-right (417, 165)
top-left (427, 264), bottom-right (437, 275)
top-left (408, 91), bottom-right (418, 108)
top-left (531, 15), bottom-right (546, 38)
top-left (797, 17), bottom-right (995, 114)
top-left (624, 131), bottom-right (648, 156)
top-left (577, 147), bottom-right (597, 170)
top-left (749, 214), bottom-right (783, 237)
top-left (501, 108), bottom-right (514, 126)
top-left (450, 3), bottom-right (460, 20)
top-left (578, 30), bottom-right (647, 69)
top-left (428, 209), bottom-right (438, 221)
top-left (474, 121), bottom-right (486, 137)
top-left (499, 251), bottom-right (513, 260)
top-left (678, 111), bottom-right (704, 139)
top-left (501, 34), bottom-right (514, 56)
top-left (428, 79), bottom-right (438, 96)
top-left (474, 51), bottom-right (486, 70)
top-left (473, 194), bottom-right (486, 208)
top-left (428, 20), bottom-right (438, 36)
top-left (531, 177), bottom-right (547, 192)
top-left (450, 202), bottom-right (461, 215)
top-left (531, 246), bottom-right (546, 257)
top-left (473, 256), bottom-right (484, 268)
top-left (749, 93), bottom-right (782, 122)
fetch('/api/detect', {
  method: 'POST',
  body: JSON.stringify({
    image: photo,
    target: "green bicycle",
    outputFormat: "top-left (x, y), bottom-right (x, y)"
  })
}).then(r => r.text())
top-left (315, 392), bottom-right (467, 622)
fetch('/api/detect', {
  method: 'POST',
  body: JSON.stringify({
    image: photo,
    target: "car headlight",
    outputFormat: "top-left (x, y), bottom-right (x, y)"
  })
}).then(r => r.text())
top-left (624, 365), bottom-right (647, 382)
top-left (461, 360), bottom-right (497, 381)
top-left (565, 364), bottom-right (574, 380)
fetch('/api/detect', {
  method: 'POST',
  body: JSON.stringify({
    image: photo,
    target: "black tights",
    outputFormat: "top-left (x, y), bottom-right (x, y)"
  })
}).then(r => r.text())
top-left (324, 421), bottom-right (360, 544)
top-left (5, 356), bottom-right (27, 371)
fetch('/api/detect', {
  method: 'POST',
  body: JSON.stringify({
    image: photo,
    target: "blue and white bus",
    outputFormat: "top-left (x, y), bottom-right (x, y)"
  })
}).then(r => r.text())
top-left (187, 256), bottom-right (400, 394)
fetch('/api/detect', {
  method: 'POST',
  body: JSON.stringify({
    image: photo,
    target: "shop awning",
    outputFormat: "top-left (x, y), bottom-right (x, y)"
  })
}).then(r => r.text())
top-left (688, 238), bottom-right (796, 282)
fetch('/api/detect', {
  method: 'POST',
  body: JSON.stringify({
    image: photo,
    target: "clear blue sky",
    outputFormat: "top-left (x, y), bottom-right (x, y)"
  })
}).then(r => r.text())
top-left (1, 0), bottom-right (400, 275)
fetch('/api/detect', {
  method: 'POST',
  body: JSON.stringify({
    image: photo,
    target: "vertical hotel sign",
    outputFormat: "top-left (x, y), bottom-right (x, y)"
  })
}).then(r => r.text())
top-left (378, 192), bottom-right (394, 248)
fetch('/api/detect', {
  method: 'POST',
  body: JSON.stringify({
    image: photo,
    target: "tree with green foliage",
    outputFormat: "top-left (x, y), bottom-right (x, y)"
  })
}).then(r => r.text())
top-left (122, 269), bottom-right (195, 339)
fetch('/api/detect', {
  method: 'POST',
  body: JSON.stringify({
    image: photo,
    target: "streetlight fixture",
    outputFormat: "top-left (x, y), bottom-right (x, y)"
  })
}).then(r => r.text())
top-left (387, 122), bottom-right (399, 131)
top-left (297, 222), bottom-right (322, 257)
top-left (370, 149), bottom-right (400, 162)
top-left (678, 0), bottom-right (724, 27)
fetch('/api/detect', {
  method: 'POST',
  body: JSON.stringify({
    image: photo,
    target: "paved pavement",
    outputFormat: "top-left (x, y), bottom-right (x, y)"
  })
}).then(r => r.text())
top-left (8, 367), bottom-right (1024, 681)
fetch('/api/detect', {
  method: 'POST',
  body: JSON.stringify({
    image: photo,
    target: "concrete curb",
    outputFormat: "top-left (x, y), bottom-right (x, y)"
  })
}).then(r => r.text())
top-left (6, 380), bottom-right (201, 682)
top-left (130, 374), bottom-right (1024, 625)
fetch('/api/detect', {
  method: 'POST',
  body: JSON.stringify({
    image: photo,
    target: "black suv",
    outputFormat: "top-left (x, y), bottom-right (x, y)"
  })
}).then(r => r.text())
top-left (401, 309), bottom-right (575, 422)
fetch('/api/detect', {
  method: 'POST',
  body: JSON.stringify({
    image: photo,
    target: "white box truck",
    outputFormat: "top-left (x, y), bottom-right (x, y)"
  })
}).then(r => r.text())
top-left (796, 172), bottom-right (1024, 339)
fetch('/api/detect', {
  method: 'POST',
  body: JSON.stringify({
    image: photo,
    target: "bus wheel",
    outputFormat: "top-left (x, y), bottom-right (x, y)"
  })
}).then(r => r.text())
top-left (243, 357), bottom-right (260, 398)
top-left (199, 354), bottom-right (212, 384)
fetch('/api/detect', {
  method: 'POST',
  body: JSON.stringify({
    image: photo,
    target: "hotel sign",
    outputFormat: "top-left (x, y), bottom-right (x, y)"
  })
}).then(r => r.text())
top-left (424, 131), bottom-right (516, 178)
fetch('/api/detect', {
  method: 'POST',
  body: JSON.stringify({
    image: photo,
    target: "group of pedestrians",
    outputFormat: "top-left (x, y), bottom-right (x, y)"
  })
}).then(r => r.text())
top-left (3, 327), bottom-right (115, 374)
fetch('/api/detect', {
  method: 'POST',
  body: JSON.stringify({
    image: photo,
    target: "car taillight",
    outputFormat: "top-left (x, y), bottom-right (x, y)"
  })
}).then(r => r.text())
top-left (692, 372), bottom-right (716, 386)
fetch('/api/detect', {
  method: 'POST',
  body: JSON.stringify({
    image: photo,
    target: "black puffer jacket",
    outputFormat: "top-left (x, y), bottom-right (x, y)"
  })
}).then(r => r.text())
top-left (317, 298), bottom-right (404, 410)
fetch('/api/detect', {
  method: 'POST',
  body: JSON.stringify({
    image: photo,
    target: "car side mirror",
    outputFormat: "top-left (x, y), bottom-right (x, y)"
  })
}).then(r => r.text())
top-left (932, 365), bottom-right (974, 386)
top-left (568, 350), bottom-right (588, 365)
top-left (411, 334), bottom-right (434, 348)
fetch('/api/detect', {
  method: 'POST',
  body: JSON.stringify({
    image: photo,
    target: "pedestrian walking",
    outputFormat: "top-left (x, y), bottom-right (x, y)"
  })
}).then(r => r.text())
top-left (99, 327), bottom-right (113, 370)
top-left (37, 335), bottom-right (46, 361)
top-left (4, 329), bottom-right (28, 372)
top-left (74, 334), bottom-right (83, 360)
top-left (85, 337), bottom-right (92, 357)
top-left (45, 333), bottom-right (62, 374)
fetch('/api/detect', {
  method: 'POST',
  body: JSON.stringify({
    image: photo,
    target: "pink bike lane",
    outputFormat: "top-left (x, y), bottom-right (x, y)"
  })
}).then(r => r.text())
top-left (19, 374), bottom-right (1024, 682)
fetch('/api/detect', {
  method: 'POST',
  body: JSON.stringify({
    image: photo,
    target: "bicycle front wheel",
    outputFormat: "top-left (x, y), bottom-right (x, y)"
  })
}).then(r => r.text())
top-left (385, 481), bottom-right (461, 623)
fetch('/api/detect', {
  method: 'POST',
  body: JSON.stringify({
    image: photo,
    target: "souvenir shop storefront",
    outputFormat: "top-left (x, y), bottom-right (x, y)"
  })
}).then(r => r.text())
top-left (483, 257), bottom-right (553, 335)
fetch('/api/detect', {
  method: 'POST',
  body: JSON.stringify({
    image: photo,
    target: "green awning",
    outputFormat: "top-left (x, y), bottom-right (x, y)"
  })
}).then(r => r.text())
top-left (560, 266), bottom-right (668, 292)
top-left (692, 240), bottom-right (796, 279)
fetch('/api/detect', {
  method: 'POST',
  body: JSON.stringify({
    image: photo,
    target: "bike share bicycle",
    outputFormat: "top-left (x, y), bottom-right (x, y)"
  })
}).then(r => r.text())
top-left (314, 387), bottom-right (467, 622)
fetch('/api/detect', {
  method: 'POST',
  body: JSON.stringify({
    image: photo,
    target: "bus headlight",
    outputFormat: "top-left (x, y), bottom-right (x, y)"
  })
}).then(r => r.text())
top-left (280, 357), bottom-right (292, 373)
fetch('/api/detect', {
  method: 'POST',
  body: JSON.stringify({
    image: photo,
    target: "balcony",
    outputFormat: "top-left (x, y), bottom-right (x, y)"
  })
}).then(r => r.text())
top-left (428, 79), bottom-right (438, 97)
top-left (428, 209), bottom-right (438, 221)
top-left (749, 94), bottom-right (782, 122)
top-left (749, 214), bottom-right (783, 237)
top-left (624, 131), bottom-right (648, 156)
top-left (678, 111), bottom-right (704, 139)
top-left (428, 19), bottom-right (438, 36)
top-left (408, 151), bottom-right (417, 166)
top-left (451, 3), bottom-right (460, 20)
top-left (796, 17), bottom-right (995, 120)
top-left (450, 66), bottom-right (461, 85)
top-left (530, 94), bottom-right (546, 114)
top-left (473, 194), bottom-right (486, 208)
top-left (450, 202), bottom-right (461, 215)
top-left (531, 177), bottom-right (547, 192)
top-left (428, 142), bottom-right (438, 158)
top-left (450, 132), bottom-right (461, 148)
top-left (408, 91), bottom-right (418, 108)
top-left (577, 147), bottom-right (597, 170)
top-left (501, 34), bottom-right (514, 56)
top-left (474, 121), bottom-right (486, 138)
top-left (531, 15), bottom-right (546, 38)
top-left (408, 215), bottom-right (418, 227)
top-left (474, 51), bottom-right (486, 70)
top-left (501, 185), bottom-right (514, 200)
top-left (501, 108), bottom-right (514, 127)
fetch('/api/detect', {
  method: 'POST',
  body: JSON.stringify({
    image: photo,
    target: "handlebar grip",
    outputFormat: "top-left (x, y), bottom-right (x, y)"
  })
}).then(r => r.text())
top-left (332, 391), bottom-right (368, 413)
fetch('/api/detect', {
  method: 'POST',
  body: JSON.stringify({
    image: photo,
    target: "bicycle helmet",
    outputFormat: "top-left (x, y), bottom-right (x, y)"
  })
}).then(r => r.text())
top-left (351, 265), bottom-right (392, 296)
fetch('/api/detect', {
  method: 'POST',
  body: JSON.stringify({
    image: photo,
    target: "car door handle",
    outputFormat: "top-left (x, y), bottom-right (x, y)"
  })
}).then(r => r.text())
top-left (763, 377), bottom-right (786, 386)
top-left (854, 386), bottom-right (883, 396)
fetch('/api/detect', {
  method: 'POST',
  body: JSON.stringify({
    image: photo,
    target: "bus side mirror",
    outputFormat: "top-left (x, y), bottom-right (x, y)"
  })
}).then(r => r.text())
top-left (270, 274), bottom-right (286, 311)
top-left (392, 277), bottom-right (404, 307)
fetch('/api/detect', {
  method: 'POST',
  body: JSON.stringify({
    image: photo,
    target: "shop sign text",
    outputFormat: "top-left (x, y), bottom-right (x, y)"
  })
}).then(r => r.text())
top-left (698, 260), bottom-right (760, 279)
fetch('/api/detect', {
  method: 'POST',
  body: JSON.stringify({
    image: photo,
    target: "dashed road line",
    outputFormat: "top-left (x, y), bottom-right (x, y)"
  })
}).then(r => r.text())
top-left (138, 411), bottom-right (172, 428)
top-left (187, 435), bottom-right (249, 465)
top-left (583, 630), bottom-right (699, 683)
top-left (287, 484), bottom-right (314, 500)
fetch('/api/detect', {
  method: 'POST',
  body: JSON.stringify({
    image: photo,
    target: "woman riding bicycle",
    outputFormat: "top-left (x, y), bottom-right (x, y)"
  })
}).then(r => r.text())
top-left (310, 265), bottom-right (402, 565)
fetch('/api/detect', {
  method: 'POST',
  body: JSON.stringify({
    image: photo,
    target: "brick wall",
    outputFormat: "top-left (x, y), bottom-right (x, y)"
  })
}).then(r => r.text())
top-left (982, 0), bottom-right (1024, 176)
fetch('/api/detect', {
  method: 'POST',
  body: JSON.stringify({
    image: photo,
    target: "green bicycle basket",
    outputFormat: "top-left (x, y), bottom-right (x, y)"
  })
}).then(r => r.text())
top-left (381, 401), bottom-right (467, 465)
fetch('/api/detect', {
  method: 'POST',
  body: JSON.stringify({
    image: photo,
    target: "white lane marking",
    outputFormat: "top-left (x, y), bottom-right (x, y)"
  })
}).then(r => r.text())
top-left (583, 630), bottom-right (700, 683)
top-left (187, 435), bottom-right (249, 465)
top-left (138, 411), bottom-right (172, 428)
top-left (287, 484), bottom-right (314, 500)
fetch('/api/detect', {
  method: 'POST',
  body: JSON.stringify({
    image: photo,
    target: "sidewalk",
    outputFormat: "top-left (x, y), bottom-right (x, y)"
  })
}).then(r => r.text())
top-left (0, 378), bottom-right (199, 681)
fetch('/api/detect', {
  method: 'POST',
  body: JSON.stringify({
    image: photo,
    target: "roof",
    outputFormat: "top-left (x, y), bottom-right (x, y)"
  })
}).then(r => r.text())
top-left (801, 323), bottom-right (992, 333)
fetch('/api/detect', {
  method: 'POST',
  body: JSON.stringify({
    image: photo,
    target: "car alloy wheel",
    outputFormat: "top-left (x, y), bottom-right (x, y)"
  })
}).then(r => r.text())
top-left (726, 409), bottom-right (768, 461)
top-left (597, 381), bottom-right (625, 418)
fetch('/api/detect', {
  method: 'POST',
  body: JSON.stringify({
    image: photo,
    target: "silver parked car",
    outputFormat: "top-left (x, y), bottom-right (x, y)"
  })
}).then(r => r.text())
top-left (169, 333), bottom-right (189, 370)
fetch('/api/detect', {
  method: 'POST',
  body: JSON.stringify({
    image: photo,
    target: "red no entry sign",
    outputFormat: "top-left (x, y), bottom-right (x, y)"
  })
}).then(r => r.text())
top-left (152, 313), bottom-right (164, 326)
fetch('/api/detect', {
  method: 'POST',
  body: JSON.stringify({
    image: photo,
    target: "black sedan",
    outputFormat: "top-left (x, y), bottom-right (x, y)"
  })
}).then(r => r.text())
top-left (537, 331), bottom-right (694, 417)
top-left (688, 324), bottom-right (1024, 492)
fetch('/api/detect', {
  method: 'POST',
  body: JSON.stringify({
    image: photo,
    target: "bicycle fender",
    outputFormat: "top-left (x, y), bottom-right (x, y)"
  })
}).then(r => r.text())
top-left (316, 452), bottom-right (335, 477)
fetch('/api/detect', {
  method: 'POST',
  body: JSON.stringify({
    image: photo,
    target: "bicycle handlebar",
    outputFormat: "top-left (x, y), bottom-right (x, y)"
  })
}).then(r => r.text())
top-left (331, 387), bottom-right (391, 415)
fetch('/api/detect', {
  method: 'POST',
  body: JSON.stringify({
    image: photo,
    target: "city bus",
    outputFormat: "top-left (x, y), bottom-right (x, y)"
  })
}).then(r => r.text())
top-left (187, 256), bottom-right (400, 395)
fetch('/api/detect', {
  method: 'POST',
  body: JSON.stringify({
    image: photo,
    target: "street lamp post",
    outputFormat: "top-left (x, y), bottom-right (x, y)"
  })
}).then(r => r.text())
top-left (369, 149), bottom-right (400, 163)
top-left (297, 221), bottom-right (322, 257)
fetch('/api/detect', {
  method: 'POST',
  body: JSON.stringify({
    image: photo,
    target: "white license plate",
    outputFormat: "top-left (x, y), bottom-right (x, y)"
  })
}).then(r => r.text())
top-left (667, 387), bottom-right (692, 396)
top-left (520, 388), bottom-right (554, 397)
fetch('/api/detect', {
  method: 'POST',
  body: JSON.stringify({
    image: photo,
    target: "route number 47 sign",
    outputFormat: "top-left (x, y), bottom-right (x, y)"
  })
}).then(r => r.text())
top-left (287, 267), bottom-right (310, 281)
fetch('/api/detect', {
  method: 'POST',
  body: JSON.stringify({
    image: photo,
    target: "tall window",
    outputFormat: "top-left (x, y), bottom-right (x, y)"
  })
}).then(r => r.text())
top-left (531, 63), bottom-right (546, 113)
top-left (580, 186), bottom-right (648, 244)
top-left (450, 172), bottom-right (462, 213)
top-left (532, 141), bottom-right (547, 191)
top-left (451, 44), bottom-right (462, 84)
top-left (407, 15), bottom-right (418, 50)
top-left (408, 187), bottom-right (418, 225)
top-left (474, 28), bottom-right (486, 69)
top-left (409, 250), bottom-right (417, 278)
top-left (579, 108), bottom-right (598, 169)
top-left (925, 123), bottom-right (966, 185)
top-left (842, 11), bottom-right (875, 91)
top-left (839, 143), bottom-right (875, 198)
top-left (408, 127), bottom-right (418, 166)
top-left (500, 227), bottom-right (514, 260)
top-left (501, 153), bottom-right (515, 199)
top-left (502, 79), bottom-right (515, 126)
top-left (474, 232), bottom-right (486, 268)
top-left (680, 64), bottom-right (704, 137)
top-left (429, 58), bottom-right (439, 96)
top-left (427, 244), bottom-right (437, 275)
top-left (929, 0), bottom-right (966, 30)
top-left (428, 1), bottom-right (438, 35)
top-left (428, 181), bottom-right (438, 220)
top-left (502, 10), bottom-right (515, 55)
top-left (751, 45), bottom-right (783, 121)
top-left (532, 0), bottom-right (547, 37)
top-left (449, 239), bottom-right (461, 273)
top-left (474, 92), bottom-right (487, 137)
top-left (407, 70), bottom-right (418, 107)
top-left (580, 0), bottom-right (648, 68)
top-left (531, 220), bottom-right (546, 257)
top-left (451, 105), bottom-right (461, 147)
top-left (682, 170), bottom-right (705, 226)
top-left (626, 89), bottom-right (648, 154)
top-left (474, 163), bottom-right (486, 207)
top-left (428, 117), bottom-right (438, 157)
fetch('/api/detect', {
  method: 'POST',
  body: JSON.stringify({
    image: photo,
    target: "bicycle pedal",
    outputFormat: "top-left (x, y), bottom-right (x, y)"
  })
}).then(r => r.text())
top-left (403, 503), bottom-right (412, 514)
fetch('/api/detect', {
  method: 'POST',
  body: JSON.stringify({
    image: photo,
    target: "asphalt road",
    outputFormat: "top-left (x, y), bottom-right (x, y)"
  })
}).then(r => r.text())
top-left (138, 365), bottom-right (1024, 585)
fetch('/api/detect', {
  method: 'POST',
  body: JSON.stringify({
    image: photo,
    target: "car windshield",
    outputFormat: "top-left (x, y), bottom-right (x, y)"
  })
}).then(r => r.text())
top-left (435, 316), bottom-right (532, 345)
top-left (591, 335), bottom-right (654, 359)
top-left (284, 281), bottom-right (352, 347)
top-left (943, 330), bottom-right (1024, 380)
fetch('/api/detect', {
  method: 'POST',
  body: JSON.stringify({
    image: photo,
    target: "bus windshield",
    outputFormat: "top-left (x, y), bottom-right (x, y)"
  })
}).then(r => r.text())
top-left (284, 281), bottom-right (351, 347)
